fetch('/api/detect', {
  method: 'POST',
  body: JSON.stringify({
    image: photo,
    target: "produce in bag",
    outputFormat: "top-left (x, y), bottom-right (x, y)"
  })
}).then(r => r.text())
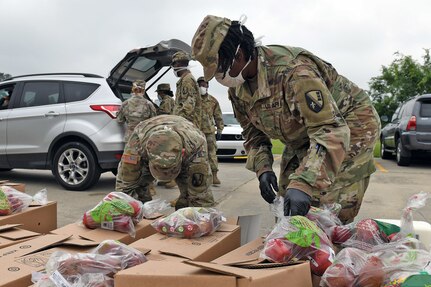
top-left (261, 215), bottom-right (335, 276)
top-left (0, 186), bottom-right (48, 216)
top-left (142, 198), bottom-right (171, 219)
top-left (32, 240), bottom-right (146, 287)
top-left (82, 191), bottom-right (144, 237)
top-left (151, 207), bottom-right (224, 238)
top-left (92, 239), bottom-right (147, 269)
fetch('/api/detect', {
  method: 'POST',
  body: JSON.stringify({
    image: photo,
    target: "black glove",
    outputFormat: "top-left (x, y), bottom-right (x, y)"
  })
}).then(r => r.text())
top-left (258, 171), bottom-right (279, 203)
top-left (216, 131), bottom-right (222, 141)
top-left (284, 188), bottom-right (311, 216)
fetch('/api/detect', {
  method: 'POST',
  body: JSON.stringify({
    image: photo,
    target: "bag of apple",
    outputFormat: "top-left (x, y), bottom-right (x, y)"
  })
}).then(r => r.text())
top-left (261, 215), bottom-right (336, 276)
top-left (151, 207), bottom-right (224, 238)
top-left (0, 186), bottom-right (48, 216)
top-left (82, 192), bottom-right (144, 237)
top-left (32, 240), bottom-right (146, 287)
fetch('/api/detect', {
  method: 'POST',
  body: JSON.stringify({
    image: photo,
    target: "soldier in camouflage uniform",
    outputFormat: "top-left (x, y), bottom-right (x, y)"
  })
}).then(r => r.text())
top-left (191, 15), bottom-right (381, 223)
top-left (117, 80), bottom-right (157, 142)
top-left (156, 83), bottom-right (175, 115)
top-left (115, 115), bottom-right (215, 210)
top-left (197, 76), bottom-right (224, 185)
top-left (172, 51), bottom-right (202, 129)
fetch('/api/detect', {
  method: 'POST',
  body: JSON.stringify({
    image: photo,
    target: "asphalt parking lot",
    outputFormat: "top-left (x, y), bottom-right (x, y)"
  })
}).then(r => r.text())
top-left (1, 157), bottom-right (430, 233)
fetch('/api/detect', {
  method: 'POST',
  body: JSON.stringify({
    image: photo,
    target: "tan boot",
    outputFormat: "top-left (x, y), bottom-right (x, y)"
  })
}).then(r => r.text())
top-left (212, 172), bottom-right (221, 185)
top-left (170, 197), bottom-right (178, 207)
top-left (165, 180), bottom-right (177, 189)
top-left (149, 186), bottom-right (156, 196)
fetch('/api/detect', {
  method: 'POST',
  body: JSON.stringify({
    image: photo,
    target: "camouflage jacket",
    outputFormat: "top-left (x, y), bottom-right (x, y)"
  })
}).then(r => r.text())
top-left (117, 94), bottom-right (157, 142)
top-left (116, 115), bottom-right (207, 191)
top-left (173, 72), bottom-right (203, 129)
top-left (158, 95), bottom-right (175, 115)
top-left (229, 45), bottom-right (380, 196)
top-left (201, 93), bottom-right (224, 134)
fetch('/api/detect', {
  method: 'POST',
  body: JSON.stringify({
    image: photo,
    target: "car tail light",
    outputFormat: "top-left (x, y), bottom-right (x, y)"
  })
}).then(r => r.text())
top-left (90, 105), bottom-right (121, 119)
top-left (406, 116), bottom-right (417, 131)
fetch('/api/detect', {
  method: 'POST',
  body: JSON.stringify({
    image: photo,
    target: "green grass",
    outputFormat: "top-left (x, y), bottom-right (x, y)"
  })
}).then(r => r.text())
top-left (272, 139), bottom-right (382, 158)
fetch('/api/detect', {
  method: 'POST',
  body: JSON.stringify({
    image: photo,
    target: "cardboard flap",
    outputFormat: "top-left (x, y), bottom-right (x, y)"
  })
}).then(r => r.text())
top-left (217, 223), bottom-right (240, 232)
top-left (0, 234), bottom-right (70, 260)
top-left (0, 224), bottom-right (22, 232)
top-left (0, 228), bottom-right (40, 240)
top-left (185, 261), bottom-right (251, 278)
top-left (56, 237), bottom-right (100, 247)
top-left (212, 238), bottom-right (265, 265)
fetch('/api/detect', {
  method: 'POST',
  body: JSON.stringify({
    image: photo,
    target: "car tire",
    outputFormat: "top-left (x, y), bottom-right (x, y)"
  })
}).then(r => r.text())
top-left (380, 138), bottom-right (392, 159)
top-left (396, 138), bottom-right (411, 166)
top-left (52, 142), bottom-right (101, 191)
top-left (111, 168), bottom-right (118, 176)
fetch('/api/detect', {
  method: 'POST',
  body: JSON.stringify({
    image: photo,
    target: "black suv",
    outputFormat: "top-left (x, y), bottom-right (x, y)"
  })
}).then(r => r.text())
top-left (380, 94), bottom-right (431, 166)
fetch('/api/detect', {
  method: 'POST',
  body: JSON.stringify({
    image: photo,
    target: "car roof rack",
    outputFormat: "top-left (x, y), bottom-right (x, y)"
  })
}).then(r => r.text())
top-left (8, 73), bottom-right (104, 80)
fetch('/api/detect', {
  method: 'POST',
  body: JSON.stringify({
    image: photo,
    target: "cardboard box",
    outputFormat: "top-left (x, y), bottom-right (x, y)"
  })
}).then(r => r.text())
top-left (115, 259), bottom-right (312, 287)
top-left (51, 218), bottom-right (157, 245)
top-left (0, 233), bottom-right (100, 287)
top-left (0, 182), bottom-right (26, 193)
top-left (0, 202), bottom-right (57, 233)
top-left (0, 224), bottom-right (40, 249)
top-left (129, 223), bottom-right (241, 262)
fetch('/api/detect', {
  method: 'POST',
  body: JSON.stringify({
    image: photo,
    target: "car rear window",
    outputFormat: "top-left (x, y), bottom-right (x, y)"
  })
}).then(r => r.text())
top-left (420, 102), bottom-right (431, 117)
top-left (20, 82), bottom-right (60, 107)
top-left (64, 82), bottom-right (99, 102)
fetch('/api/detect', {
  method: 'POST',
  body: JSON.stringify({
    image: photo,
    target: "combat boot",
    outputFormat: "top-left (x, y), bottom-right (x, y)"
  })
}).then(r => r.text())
top-left (212, 172), bottom-right (221, 185)
top-left (170, 197), bottom-right (178, 207)
top-left (165, 180), bottom-right (177, 189)
top-left (149, 185), bottom-right (157, 196)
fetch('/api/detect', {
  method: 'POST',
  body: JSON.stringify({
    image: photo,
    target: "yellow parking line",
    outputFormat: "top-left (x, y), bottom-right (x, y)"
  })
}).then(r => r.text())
top-left (374, 160), bottom-right (388, 173)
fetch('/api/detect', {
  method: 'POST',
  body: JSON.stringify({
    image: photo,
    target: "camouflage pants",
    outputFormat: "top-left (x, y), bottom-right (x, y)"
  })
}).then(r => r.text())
top-left (205, 133), bottom-right (219, 172)
top-left (115, 160), bottom-right (153, 203)
top-left (278, 148), bottom-right (370, 224)
top-left (175, 149), bottom-right (215, 210)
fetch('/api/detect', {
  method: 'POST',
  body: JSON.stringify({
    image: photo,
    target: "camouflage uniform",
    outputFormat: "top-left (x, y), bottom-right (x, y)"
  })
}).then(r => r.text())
top-left (197, 76), bottom-right (224, 174)
top-left (156, 83), bottom-right (175, 115)
top-left (117, 80), bottom-right (157, 142)
top-left (191, 15), bottom-right (381, 223)
top-left (172, 51), bottom-right (203, 129)
top-left (115, 115), bottom-right (214, 210)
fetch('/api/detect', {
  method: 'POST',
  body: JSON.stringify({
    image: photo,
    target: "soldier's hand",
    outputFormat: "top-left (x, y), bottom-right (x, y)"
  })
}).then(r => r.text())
top-left (283, 188), bottom-right (311, 216)
top-left (216, 131), bottom-right (222, 141)
top-left (258, 171), bottom-right (279, 203)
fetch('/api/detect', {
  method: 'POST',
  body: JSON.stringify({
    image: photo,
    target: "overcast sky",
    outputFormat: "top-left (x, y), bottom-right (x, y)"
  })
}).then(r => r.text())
top-left (1, 0), bottom-right (430, 112)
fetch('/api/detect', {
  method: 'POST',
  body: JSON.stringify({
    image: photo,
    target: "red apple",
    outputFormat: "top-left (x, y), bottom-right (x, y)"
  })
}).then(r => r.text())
top-left (264, 238), bottom-right (292, 263)
top-left (331, 225), bottom-right (353, 243)
top-left (356, 256), bottom-right (385, 287)
top-left (324, 263), bottom-right (355, 287)
top-left (307, 249), bottom-right (334, 276)
top-left (355, 219), bottom-right (381, 242)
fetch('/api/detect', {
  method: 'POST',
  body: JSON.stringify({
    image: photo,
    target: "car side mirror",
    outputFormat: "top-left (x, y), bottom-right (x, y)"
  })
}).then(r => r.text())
top-left (380, 115), bottom-right (389, 123)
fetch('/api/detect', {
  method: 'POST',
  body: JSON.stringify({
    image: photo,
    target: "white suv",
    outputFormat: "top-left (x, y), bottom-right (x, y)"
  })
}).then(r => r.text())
top-left (0, 39), bottom-right (191, 190)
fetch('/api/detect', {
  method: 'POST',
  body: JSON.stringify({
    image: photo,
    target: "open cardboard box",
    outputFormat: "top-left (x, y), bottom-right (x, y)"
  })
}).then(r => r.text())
top-left (0, 224), bottom-right (41, 249)
top-left (0, 182), bottom-right (26, 193)
top-left (0, 202), bottom-right (57, 234)
top-left (129, 221), bottom-right (241, 262)
top-left (114, 257), bottom-right (311, 287)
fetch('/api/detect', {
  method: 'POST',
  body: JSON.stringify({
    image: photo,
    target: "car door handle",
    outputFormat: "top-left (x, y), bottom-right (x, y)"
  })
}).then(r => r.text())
top-left (44, 112), bottom-right (60, 117)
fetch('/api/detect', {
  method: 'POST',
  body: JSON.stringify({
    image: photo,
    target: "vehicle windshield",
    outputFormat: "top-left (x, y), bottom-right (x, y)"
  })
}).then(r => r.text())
top-left (222, 113), bottom-right (240, 126)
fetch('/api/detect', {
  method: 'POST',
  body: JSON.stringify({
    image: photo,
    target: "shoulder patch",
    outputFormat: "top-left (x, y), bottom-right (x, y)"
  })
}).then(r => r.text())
top-left (305, 90), bottom-right (324, 113)
top-left (122, 154), bottom-right (139, 165)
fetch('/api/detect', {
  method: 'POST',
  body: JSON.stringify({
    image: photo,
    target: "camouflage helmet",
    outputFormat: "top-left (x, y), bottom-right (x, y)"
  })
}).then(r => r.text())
top-left (146, 127), bottom-right (183, 181)
top-left (171, 51), bottom-right (190, 65)
top-left (191, 15), bottom-right (232, 81)
top-left (131, 80), bottom-right (146, 94)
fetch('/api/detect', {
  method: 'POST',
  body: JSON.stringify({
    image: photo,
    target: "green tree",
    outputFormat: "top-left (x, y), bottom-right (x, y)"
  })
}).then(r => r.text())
top-left (0, 72), bottom-right (12, 82)
top-left (369, 49), bottom-right (431, 121)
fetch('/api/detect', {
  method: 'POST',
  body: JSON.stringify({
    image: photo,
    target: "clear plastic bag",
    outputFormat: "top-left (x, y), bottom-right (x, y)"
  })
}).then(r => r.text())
top-left (306, 203), bottom-right (343, 240)
top-left (92, 240), bottom-right (147, 269)
top-left (142, 198), bottom-right (171, 219)
top-left (151, 207), bottom-right (224, 238)
top-left (82, 192), bottom-right (145, 237)
top-left (261, 215), bottom-right (335, 276)
top-left (0, 186), bottom-right (48, 216)
top-left (33, 240), bottom-right (146, 287)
